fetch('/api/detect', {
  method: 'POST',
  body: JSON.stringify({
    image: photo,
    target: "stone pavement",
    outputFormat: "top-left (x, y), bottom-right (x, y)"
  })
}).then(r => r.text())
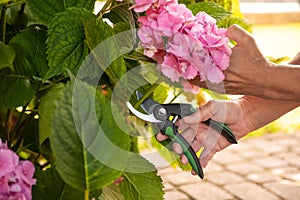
top-left (158, 132), bottom-right (300, 200)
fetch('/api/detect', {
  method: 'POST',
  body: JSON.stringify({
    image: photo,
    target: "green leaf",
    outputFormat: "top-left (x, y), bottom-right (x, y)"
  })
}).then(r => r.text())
top-left (0, 69), bottom-right (36, 109)
top-left (38, 83), bottom-right (65, 145)
top-left (10, 25), bottom-right (48, 78)
top-left (50, 79), bottom-right (131, 191)
top-left (0, 0), bottom-right (10, 4)
top-left (45, 8), bottom-right (94, 79)
top-left (83, 18), bottom-right (127, 85)
top-left (188, 2), bottom-right (231, 22)
top-left (27, 0), bottom-right (96, 24)
top-left (99, 184), bottom-right (124, 200)
top-left (120, 156), bottom-right (164, 200)
top-left (0, 41), bottom-right (15, 71)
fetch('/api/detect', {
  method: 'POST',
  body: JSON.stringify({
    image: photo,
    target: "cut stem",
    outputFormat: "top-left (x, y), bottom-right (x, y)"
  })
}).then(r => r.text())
top-left (134, 76), bottom-right (164, 109)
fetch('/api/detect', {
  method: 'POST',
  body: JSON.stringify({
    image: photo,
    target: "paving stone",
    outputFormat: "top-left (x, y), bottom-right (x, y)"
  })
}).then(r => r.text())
top-left (213, 151), bottom-right (246, 165)
top-left (225, 163), bottom-right (264, 175)
top-left (163, 190), bottom-right (190, 200)
top-left (158, 166), bottom-right (181, 176)
top-left (253, 141), bottom-right (288, 154)
top-left (270, 166), bottom-right (299, 176)
top-left (247, 172), bottom-right (281, 183)
top-left (286, 158), bottom-right (300, 168)
top-left (180, 182), bottom-right (233, 200)
top-left (162, 182), bottom-right (175, 191)
top-left (232, 147), bottom-right (267, 160)
top-left (264, 180), bottom-right (300, 200)
top-left (283, 172), bottom-right (300, 183)
top-left (204, 162), bottom-right (225, 174)
top-left (205, 171), bottom-right (244, 185)
top-left (252, 157), bottom-right (286, 169)
top-left (162, 170), bottom-right (202, 186)
top-left (224, 182), bottom-right (280, 200)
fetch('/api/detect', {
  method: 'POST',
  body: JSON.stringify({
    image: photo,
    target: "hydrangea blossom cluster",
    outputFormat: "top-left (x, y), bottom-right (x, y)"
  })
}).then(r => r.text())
top-left (131, 0), bottom-right (232, 84)
top-left (0, 140), bottom-right (36, 200)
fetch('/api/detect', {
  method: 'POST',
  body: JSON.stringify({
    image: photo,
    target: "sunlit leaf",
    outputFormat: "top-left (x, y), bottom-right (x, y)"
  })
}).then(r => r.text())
top-left (50, 78), bottom-right (131, 190)
top-left (188, 2), bottom-right (231, 22)
top-left (120, 156), bottom-right (164, 200)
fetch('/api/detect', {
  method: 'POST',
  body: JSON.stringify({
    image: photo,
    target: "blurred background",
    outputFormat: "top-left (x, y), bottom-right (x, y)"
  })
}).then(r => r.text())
top-left (239, 0), bottom-right (300, 137)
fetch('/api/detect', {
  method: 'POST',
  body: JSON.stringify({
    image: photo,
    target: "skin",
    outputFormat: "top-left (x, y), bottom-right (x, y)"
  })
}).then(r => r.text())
top-left (156, 24), bottom-right (300, 174)
top-left (190, 24), bottom-right (300, 102)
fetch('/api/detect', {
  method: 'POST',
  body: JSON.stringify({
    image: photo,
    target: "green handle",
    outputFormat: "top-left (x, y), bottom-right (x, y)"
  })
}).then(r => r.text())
top-left (165, 126), bottom-right (204, 179)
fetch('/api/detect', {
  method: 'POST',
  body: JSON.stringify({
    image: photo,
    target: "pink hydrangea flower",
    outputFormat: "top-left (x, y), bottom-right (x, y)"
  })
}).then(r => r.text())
top-left (133, 0), bottom-right (231, 87)
top-left (0, 139), bottom-right (36, 200)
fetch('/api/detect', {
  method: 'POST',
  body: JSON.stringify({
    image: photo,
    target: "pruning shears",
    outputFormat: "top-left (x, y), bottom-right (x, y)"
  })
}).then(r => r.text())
top-left (126, 91), bottom-right (237, 179)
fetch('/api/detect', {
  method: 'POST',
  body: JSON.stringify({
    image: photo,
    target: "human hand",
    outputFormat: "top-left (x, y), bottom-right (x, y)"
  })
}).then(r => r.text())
top-left (156, 99), bottom-right (250, 173)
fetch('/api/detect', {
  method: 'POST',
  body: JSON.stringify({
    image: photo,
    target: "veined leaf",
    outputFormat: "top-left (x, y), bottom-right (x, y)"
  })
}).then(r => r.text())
top-left (0, 69), bottom-right (36, 109)
top-left (10, 25), bottom-right (48, 78)
top-left (0, 41), bottom-right (15, 71)
top-left (27, 0), bottom-right (96, 24)
top-left (188, 2), bottom-right (231, 22)
top-left (50, 78), bottom-right (131, 191)
top-left (46, 8), bottom-right (94, 79)
top-left (120, 155), bottom-right (164, 200)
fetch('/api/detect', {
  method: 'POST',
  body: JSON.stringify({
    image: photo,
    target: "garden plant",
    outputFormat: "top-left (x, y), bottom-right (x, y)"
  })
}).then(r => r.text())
top-left (0, 0), bottom-right (251, 199)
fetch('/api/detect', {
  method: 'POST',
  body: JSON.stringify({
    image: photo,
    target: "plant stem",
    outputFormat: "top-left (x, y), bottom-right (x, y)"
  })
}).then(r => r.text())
top-left (133, 76), bottom-right (164, 109)
top-left (84, 190), bottom-right (89, 200)
top-left (0, 4), bottom-right (7, 43)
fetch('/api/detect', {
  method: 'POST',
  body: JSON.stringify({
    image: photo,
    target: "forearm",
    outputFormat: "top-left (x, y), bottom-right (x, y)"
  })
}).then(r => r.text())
top-left (251, 62), bottom-right (300, 101)
top-left (239, 96), bottom-right (300, 132)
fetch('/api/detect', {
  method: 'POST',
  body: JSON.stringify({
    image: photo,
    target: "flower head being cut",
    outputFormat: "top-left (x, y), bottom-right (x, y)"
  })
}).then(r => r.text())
top-left (133, 0), bottom-right (231, 85)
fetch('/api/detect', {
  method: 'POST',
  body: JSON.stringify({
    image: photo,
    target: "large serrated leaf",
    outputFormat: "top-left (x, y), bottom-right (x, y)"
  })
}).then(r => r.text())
top-left (45, 8), bottom-right (94, 79)
top-left (50, 78), bottom-right (131, 191)
top-left (27, 0), bottom-right (96, 24)
top-left (120, 156), bottom-right (164, 200)
top-left (188, 2), bottom-right (231, 22)
top-left (10, 25), bottom-right (48, 78)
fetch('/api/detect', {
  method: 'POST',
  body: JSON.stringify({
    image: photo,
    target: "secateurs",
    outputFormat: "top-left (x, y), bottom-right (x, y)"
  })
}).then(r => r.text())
top-left (126, 91), bottom-right (237, 179)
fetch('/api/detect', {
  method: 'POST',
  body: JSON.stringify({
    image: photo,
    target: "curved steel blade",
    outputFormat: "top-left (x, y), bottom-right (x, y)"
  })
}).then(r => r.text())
top-left (136, 91), bottom-right (160, 114)
top-left (126, 102), bottom-right (162, 123)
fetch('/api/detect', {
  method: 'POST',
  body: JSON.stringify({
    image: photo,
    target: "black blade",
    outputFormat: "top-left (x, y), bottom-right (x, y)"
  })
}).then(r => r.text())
top-left (136, 91), bottom-right (160, 114)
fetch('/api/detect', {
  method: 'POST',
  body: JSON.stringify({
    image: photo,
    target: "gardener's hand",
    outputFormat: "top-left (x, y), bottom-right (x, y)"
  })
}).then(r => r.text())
top-left (156, 99), bottom-right (250, 171)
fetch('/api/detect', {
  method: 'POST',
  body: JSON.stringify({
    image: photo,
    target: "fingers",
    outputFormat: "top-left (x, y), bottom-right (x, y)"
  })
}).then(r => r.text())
top-left (182, 101), bottom-right (213, 125)
top-left (227, 24), bottom-right (252, 44)
top-left (156, 132), bottom-right (169, 141)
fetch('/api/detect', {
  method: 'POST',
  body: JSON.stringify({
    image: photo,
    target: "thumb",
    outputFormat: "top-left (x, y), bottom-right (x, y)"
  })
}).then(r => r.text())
top-left (227, 24), bottom-right (252, 44)
top-left (182, 101), bottom-right (213, 124)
